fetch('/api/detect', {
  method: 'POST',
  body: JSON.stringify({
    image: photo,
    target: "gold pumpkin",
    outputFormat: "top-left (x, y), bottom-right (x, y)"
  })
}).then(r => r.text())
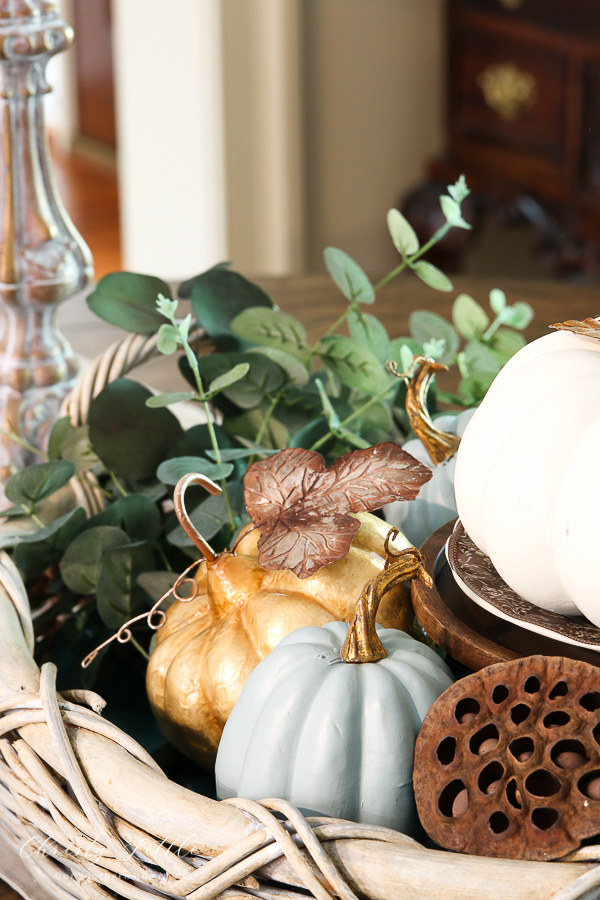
top-left (146, 512), bottom-right (414, 768)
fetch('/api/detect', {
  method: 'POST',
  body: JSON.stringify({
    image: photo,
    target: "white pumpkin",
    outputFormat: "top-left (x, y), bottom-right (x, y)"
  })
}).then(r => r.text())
top-left (215, 620), bottom-right (453, 834)
top-left (385, 408), bottom-right (475, 548)
top-left (454, 327), bottom-right (600, 623)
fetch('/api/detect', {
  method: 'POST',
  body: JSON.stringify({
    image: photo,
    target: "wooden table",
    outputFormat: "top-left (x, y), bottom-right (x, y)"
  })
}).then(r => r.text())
top-left (2, 273), bottom-right (599, 900)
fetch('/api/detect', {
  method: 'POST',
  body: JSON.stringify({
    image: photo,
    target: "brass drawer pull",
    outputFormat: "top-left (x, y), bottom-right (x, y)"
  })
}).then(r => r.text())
top-left (477, 62), bottom-right (538, 121)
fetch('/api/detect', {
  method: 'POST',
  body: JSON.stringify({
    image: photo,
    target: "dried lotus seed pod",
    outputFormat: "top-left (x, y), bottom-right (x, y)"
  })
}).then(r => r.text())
top-left (413, 655), bottom-right (600, 861)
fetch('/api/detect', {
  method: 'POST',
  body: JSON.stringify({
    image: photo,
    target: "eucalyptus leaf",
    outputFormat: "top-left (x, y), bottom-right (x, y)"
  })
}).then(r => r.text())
top-left (315, 379), bottom-right (341, 429)
top-left (388, 336), bottom-right (423, 367)
top-left (5, 461), bottom-right (75, 510)
top-left (137, 570), bottom-right (179, 606)
top-left (48, 417), bottom-right (72, 461)
top-left (89, 379), bottom-right (183, 480)
top-left (448, 175), bottom-right (470, 204)
top-left (177, 261), bottom-right (232, 297)
top-left (408, 311), bottom-right (460, 365)
top-left (146, 391), bottom-right (197, 408)
top-left (156, 324), bottom-right (180, 355)
top-left (459, 371), bottom-right (497, 406)
top-left (462, 340), bottom-right (502, 376)
top-left (440, 195), bottom-right (471, 230)
top-left (82, 494), bottom-right (161, 542)
top-left (452, 293), bottom-right (490, 340)
top-left (60, 426), bottom-right (101, 473)
top-left (225, 407), bottom-right (288, 450)
top-left (207, 363), bottom-right (251, 397)
top-left (490, 328), bottom-right (526, 363)
top-left (386, 209), bottom-right (419, 257)
top-left (412, 261), bottom-right (453, 292)
top-left (156, 456), bottom-right (233, 486)
top-left (290, 417), bottom-right (332, 450)
top-left (347, 311), bottom-right (391, 363)
top-left (323, 247), bottom-right (375, 304)
top-left (96, 540), bottom-right (156, 628)
top-left (205, 447), bottom-right (278, 462)
top-left (422, 338), bottom-right (447, 361)
top-left (247, 347), bottom-right (309, 388)
top-left (196, 352), bottom-right (284, 410)
top-left (0, 517), bottom-right (38, 550)
top-left (110, 494), bottom-right (162, 542)
top-left (60, 526), bottom-right (130, 595)
top-left (503, 301), bottom-right (534, 330)
top-left (320, 335), bottom-right (390, 395)
top-left (231, 308), bottom-right (308, 360)
top-left (356, 400), bottom-right (393, 433)
top-left (399, 344), bottom-right (415, 372)
top-left (189, 269), bottom-right (273, 337)
top-left (489, 288), bottom-right (507, 315)
top-left (141, 480), bottom-right (169, 504)
top-left (14, 507), bottom-right (87, 578)
top-left (87, 273), bottom-right (172, 334)
top-left (171, 423), bottom-right (237, 459)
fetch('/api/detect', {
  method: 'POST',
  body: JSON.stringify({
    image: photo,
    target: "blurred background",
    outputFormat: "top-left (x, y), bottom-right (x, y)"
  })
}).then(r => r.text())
top-left (46, 0), bottom-right (600, 284)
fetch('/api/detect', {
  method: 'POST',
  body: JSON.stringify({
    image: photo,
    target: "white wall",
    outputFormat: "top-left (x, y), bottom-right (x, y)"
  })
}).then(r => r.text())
top-left (112, 0), bottom-right (227, 280)
top-left (222, 0), bottom-right (306, 275)
top-left (61, 0), bottom-right (444, 281)
top-left (303, 0), bottom-right (445, 276)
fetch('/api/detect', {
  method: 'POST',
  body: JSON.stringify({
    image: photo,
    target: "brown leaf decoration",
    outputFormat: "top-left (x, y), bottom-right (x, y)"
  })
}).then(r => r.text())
top-left (244, 443), bottom-right (432, 578)
top-left (550, 318), bottom-right (600, 341)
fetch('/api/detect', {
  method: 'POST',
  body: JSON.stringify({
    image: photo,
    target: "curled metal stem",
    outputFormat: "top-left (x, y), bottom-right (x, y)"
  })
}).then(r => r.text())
top-left (388, 355), bottom-right (461, 466)
top-left (81, 560), bottom-right (202, 669)
top-left (341, 528), bottom-right (433, 664)
top-left (173, 472), bottom-right (222, 561)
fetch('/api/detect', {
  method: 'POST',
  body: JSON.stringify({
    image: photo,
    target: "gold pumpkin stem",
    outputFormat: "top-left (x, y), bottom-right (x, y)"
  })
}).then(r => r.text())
top-left (173, 473), bottom-right (222, 562)
top-left (388, 356), bottom-right (461, 466)
top-left (341, 529), bottom-right (433, 664)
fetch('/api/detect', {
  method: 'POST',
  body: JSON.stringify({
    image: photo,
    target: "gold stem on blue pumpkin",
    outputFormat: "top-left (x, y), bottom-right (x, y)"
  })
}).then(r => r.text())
top-left (341, 530), bottom-right (433, 664)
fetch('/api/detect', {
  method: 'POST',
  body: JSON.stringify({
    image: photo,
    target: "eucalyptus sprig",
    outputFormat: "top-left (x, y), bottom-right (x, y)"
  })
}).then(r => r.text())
top-left (147, 293), bottom-right (250, 530)
top-left (0, 175), bottom-right (534, 686)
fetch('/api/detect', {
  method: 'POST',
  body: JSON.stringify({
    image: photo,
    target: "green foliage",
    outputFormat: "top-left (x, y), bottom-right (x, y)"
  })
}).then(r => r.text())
top-left (412, 260), bottom-right (453, 292)
top-left (186, 268), bottom-right (273, 337)
top-left (323, 247), bottom-right (375, 304)
top-left (320, 335), bottom-right (390, 395)
top-left (61, 526), bottom-right (130, 595)
top-left (15, 508), bottom-right (87, 578)
top-left (156, 457), bottom-right (233, 486)
top-left (347, 311), bottom-right (391, 363)
top-left (452, 293), bottom-right (490, 340)
top-left (87, 273), bottom-right (172, 333)
top-left (409, 311), bottom-right (460, 365)
top-left (48, 417), bottom-right (72, 461)
top-left (387, 209), bottom-right (419, 257)
top-left (231, 307), bottom-right (309, 360)
top-left (6, 461), bottom-right (75, 513)
top-left (11, 174), bottom-right (536, 678)
top-left (89, 379), bottom-right (183, 480)
top-left (96, 540), bottom-right (156, 628)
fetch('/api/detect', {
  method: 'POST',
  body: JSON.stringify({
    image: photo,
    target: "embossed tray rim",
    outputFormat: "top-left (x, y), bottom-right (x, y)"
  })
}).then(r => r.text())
top-left (446, 520), bottom-right (600, 655)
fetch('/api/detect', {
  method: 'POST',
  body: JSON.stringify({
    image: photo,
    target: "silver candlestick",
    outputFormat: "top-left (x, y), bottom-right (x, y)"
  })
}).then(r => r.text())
top-left (0, 0), bottom-right (93, 483)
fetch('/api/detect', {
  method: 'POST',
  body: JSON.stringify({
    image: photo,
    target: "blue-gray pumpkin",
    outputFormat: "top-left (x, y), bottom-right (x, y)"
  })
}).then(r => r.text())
top-left (384, 408), bottom-right (475, 548)
top-left (216, 547), bottom-right (453, 834)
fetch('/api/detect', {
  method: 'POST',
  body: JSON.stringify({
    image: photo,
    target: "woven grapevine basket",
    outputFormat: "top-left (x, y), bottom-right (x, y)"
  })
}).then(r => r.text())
top-left (0, 334), bottom-right (598, 900)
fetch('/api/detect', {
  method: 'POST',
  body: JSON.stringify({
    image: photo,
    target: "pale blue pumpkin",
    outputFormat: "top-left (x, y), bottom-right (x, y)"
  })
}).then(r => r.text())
top-left (384, 408), bottom-right (475, 548)
top-left (215, 620), bottom-right (453, 834)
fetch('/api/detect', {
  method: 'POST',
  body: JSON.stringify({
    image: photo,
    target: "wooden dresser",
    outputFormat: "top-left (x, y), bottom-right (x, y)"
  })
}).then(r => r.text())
top-left (415, 0), bottom-right (600, 273)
